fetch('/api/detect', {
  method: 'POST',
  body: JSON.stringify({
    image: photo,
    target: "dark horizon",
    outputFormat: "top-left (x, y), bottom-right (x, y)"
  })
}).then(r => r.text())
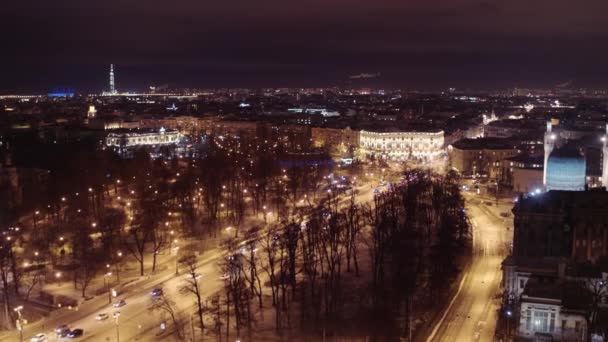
top-left (2, 0), bottom-right (608, 93)
top-left (4, 63), bottom-right (606, 94)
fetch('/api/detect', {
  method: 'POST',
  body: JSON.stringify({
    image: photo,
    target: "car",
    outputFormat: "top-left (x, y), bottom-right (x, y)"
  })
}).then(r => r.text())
top-left (55, 325), bottom-right (69, 334)
top-left (113, 299), bottom-right (126, 308)
top-left (55, 325), bottom-right (70, 337)
top-left (58, 329), bottom-right (71, 338)
top-left (67, 329), bottom-right (84, 338)
top-left (30, 333), bottom-right (47, 342)
top-left (150, 288), bottom-right (163, 297)
top-left (95, 313), bottom-right (109, 321)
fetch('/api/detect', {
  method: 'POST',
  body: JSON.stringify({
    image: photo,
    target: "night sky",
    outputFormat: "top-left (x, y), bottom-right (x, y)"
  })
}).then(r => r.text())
top-left (2, 0), bottom-right (608, 93)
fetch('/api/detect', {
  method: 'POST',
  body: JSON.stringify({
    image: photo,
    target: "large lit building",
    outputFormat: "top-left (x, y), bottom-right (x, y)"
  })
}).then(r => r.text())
top-left (105, 127), bottom-right (180, 148)
top-left (359, 128), bottom-right (444, 161)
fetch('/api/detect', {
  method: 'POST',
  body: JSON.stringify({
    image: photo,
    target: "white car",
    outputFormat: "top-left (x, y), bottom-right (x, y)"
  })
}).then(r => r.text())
top-left (95, 313), bottom-right (109, 321)
top-left (113, 299), bottom-right (126, 308)
top-left (30, 333), bottom-right (47, 342)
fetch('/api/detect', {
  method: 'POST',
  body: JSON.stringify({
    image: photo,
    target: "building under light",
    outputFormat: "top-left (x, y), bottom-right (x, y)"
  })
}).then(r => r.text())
top-left (105, 127), bottom-right (180, 148)
top-left (542, 120), bottom-right (606, 190)
top-left (48, 87), bottom-right (75, 98)
top-left (545, 145), bottom-right (586, 191)
top-left (359, 128), bottom-right (444, 161)
top-left (87, 105), bottom-right (97, 118)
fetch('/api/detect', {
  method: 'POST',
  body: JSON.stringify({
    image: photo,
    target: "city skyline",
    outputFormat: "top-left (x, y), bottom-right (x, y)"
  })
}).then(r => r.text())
top-left (2, 1), bottom-right (608, 341)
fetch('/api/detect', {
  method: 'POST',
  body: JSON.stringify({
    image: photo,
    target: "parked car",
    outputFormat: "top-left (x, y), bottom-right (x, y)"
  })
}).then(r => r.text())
top-left (68, 329), bottom-right (84, 338)
top-left (95, 313), bottom-right (109, 321)
top-left (113, 299), bottom-right (126, 308)
top-left (30, 333), bottom-right (47, 342)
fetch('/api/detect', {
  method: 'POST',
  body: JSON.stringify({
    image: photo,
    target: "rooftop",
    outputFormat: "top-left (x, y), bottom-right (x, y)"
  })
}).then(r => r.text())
top-left (487, 119), bottom-right (544, 130)
top-left (505, 154), bottom-right (544, 165)
top-left (515, 189), bottom-right (608, 214)
top-left (360, 123), bottom-right (443, 133)
top-left (451, 137), bottom-right (515, 150)
top-left (106, 128), bottom-right (179, 135)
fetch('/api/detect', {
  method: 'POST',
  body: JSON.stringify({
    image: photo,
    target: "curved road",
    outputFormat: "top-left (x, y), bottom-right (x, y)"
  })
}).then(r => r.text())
top-left (427, 195), bottom-right (512, 342)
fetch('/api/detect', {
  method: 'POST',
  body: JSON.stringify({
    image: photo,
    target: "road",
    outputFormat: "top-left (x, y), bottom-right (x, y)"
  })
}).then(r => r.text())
top-left (14, 243), bottom-right (230, 342)
top-left (12, 181), bottom-right (376, 342)
top-left (427, 194), bottom-right (512, 342)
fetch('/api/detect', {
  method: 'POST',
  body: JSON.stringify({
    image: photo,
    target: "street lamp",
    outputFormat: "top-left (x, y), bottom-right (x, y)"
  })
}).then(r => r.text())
top-left (114, 311), bottom-right (121, 342)
top-left (14, 305), bottom-right (23, 342)
top-left (506, 310), bottom-right (512, 340)
top-left (115, 251), bottom-right (123, 282)
top-left (174, 243), bottom-right (180, 276)
top-left (33, 211), bottom-right (39, 228)
top-left (55, 272), bottom-right (62, 287)
top-left (104, 272), bottom-right (112, 304)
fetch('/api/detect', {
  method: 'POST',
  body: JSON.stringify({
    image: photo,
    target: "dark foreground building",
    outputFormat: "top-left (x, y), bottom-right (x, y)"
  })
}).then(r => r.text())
top-left (503, 190), bottom-right (608, 341)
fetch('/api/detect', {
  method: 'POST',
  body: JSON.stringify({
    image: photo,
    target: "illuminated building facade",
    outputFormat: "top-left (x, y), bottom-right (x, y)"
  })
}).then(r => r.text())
top-left (87, 105), bottom-right (97, 118)
top-left (105, 128), bottom-right (180, 148)
top-left (359, 129), bottom-right (444, 161)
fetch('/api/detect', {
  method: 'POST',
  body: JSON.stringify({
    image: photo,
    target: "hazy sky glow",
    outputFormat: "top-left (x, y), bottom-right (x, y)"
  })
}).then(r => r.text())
top-left (2, 0), bottom-right (608, 92)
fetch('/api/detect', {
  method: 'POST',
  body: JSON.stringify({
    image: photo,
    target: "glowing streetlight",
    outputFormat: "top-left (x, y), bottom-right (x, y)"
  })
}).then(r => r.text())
top-left (14, 305), bottom-right (24, 342)
top-left (174, 245), bottom-right (180, 275)
top-left (114, 311), bottom-right (121, 342)
top-left (104, 272), bottom-right (113, 304)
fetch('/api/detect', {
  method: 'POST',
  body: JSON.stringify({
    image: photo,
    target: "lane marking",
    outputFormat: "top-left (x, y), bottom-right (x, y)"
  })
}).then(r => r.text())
top-left (426, 271), bottom-right (469, 342)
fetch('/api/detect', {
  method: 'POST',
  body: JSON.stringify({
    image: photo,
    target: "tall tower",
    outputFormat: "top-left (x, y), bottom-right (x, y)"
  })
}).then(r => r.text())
top-left (109, 64), bottom-right (116, 94)
top-left (602, 124), bottom-right (608, 188)
top-left (543, 121), bottom-right (556, 186)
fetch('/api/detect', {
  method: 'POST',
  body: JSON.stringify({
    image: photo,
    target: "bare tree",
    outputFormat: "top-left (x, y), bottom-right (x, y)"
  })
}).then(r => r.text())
top-left (180, 253), bottom-right (206, 339)
top-left (73, 228), bottom-right (102, 298)
top-left (149, 292), bottom-right (186, 341)
top-left (261, 226), bottom-right (282, 330)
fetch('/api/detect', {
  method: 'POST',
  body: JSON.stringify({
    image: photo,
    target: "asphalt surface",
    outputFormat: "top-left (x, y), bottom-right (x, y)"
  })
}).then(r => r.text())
top-left (426, 194), bottom-right (512, 342)
top-left (18, 249), bottom-right (223, 342)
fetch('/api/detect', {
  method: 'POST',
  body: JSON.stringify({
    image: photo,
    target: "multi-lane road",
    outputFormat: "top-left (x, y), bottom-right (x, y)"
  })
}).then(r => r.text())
top-left (11, 182), bottom-right (376, 342)
top-left (427, 194), bottom-right (513, 342)
top-left (13, 247), bottom-right (225, 342)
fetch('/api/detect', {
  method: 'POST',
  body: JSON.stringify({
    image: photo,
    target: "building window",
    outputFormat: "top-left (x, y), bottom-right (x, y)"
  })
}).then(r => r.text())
top-left (519, 279), bottom-right (525, 289)
top-left (533, 311), bottom-right (549, 332)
